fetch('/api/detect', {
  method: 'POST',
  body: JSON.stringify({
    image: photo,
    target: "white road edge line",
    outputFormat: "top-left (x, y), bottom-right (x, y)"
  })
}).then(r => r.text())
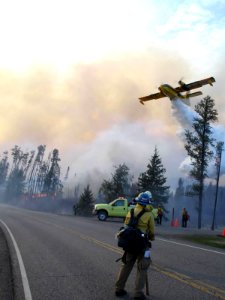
top-left (157, 237), bottom-right (225, 255)
top-left (0, 219), bottom-right (33, 300)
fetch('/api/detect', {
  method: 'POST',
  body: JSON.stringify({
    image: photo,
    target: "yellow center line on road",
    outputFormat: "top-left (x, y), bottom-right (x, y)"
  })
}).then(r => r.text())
top-left (152, 264), bottom-right (225, 299)
top-left (79, 233), bottom-right (122, 254)
top-left (28, 216), bottom-right (225, 299)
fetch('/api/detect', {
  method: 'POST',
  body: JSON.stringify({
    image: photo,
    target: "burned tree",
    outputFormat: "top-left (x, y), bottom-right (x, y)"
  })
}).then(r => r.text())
top-left (0, 151), bottom-right (9, 185)
top-left (5, 146), bottom-right (26, 201)
top-left (43, 149), bottom-right (63, 197)
top-left (27, 145), bottom-right (46, 196)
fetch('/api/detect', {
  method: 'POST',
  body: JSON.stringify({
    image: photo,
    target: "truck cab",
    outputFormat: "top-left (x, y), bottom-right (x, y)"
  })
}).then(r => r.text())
top-left (93, 197), bottom-right (133, 221)
top-left (93, 197), bottom-right (158, 221)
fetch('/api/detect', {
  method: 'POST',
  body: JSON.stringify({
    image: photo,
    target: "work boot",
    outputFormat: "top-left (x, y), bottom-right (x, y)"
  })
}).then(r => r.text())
top-left (115, 289), bottom-right (127, 297)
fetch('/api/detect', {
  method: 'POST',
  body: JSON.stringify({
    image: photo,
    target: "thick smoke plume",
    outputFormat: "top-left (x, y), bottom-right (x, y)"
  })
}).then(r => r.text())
top-left (0, 54), bottom-right (224, 194)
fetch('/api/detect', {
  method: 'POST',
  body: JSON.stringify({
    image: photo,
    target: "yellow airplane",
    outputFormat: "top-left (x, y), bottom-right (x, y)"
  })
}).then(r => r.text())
top-left (139, 77), bottom-right (215, 105)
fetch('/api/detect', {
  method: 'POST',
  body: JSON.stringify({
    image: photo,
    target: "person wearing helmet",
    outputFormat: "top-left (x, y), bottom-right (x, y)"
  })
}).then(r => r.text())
top-left (140, 191), bottom-right (155, 216)
top-left (115, 191), bottom-right (155, 300)
top-left (157, 205), bottom-right (163, 225)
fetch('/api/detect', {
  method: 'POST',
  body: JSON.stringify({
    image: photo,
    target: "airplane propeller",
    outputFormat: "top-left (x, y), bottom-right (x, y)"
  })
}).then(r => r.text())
top-left (178, 77), bottom-right (185, 86)
top-left (178, 77), bottom-right (190, 91)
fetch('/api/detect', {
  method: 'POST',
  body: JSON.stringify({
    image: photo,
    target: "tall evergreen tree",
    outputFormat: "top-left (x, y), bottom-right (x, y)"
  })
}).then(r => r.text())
top-left (184, 96), bottom-right (218, 229)
top-left (78, 184), bottom-right (94, 216)
top-left (138, 147), bottom-right (170, 209)
top-left (112, 163), bottom-right (131, 197)
top-left (99, 180), bottom-right (114, 203)
top-left (211, 141), bottom-right (224, 230)
top-left (99, 163), bottom-right (131, 202)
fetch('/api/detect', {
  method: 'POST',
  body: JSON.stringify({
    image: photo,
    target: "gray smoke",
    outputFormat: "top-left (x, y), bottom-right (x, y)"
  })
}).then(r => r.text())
top-left (171, 99), bottom-right (225, 180)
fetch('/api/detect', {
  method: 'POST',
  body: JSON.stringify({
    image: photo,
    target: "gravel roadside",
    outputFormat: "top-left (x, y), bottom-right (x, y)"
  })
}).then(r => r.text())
top-left (155, 223), bottom-right (223, 237)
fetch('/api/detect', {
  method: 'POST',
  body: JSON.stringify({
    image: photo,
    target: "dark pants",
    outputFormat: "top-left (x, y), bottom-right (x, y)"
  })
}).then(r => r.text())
top-left (182, 218), bottom-right (187, 227)
top-left (157, 215), bottom-right (162, 225)
top-left (115, 252), bottom-right (151, 298)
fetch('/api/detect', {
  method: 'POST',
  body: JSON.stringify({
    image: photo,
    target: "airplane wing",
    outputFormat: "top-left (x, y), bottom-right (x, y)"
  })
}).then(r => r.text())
top-left (175, 77), bottom-right (215, 92)
top-left (139, 91), bottom-right (165, 104)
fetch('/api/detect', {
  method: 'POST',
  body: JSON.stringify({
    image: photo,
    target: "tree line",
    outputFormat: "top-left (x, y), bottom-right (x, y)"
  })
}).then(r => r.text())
top-left (0, 145), bottom-right (63, 201)
top-left (0, 144), bottom-right (170, 217)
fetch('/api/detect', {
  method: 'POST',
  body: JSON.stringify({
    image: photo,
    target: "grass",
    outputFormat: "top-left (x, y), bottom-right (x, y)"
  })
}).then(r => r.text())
top-left (182, 235), bottom-right (225, 249)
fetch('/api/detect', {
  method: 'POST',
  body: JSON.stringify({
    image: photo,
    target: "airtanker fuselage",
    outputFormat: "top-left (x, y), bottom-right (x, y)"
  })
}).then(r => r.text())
top-left (158, 84), bottom-right (181, 100)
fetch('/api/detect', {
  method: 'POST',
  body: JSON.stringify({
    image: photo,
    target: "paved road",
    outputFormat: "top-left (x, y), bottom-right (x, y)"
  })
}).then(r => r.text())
top-left (0, 204), bottom-right (225, 300)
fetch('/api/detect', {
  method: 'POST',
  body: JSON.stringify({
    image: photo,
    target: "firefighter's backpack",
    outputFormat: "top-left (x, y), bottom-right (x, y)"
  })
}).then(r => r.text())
top-left (117, 208), bottom-right (147, 254)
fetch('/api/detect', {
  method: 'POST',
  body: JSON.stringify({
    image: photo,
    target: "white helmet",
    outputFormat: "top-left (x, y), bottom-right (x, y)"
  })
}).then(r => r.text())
top-left (136, 191), bottom-right (153, 206)
top-left (145, 191), bottom-right (152, 199)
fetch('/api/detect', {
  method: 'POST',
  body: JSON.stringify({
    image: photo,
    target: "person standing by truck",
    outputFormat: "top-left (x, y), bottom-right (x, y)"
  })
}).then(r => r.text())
top-left (115, 191), bottom-right (155, 300)
top-left (182, 208), bottom-right (189, 227)
top-left (157, 205), bottom-right (163, 225)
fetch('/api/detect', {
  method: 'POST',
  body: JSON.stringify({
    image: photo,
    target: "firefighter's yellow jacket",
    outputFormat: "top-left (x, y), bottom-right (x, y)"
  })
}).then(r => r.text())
top-left (124, 203), bottom-right (155, 240)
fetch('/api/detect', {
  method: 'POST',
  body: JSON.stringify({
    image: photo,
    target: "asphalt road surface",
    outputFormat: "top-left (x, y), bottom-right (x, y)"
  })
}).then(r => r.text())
top-left (0, 204), bottom-right (225, 300)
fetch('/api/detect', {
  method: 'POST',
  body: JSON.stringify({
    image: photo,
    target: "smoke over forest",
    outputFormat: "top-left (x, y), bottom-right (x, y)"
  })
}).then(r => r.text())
top-left (1, 96), bottom-right (224, 227)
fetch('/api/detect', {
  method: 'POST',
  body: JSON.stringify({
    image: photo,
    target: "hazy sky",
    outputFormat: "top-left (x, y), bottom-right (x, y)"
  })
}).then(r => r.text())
top-left (0, 0), bottom-right (225, 192)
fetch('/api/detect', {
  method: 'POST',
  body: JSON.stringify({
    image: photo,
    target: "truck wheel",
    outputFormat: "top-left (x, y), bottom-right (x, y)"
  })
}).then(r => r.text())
top-left (98, 210), bottom-right (108, 221)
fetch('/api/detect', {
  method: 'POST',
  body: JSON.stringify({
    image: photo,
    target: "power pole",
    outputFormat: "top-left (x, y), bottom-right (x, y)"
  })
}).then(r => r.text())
top-left (211, 141), bottom-right (224, 230)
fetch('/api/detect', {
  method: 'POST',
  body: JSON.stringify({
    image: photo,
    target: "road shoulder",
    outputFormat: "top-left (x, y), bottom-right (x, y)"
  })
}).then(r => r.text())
top-left (0, 225), bottom-right (14, 300)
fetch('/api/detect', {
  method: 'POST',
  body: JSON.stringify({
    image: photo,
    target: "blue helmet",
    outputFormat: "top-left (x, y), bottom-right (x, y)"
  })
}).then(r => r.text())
top-left (136, 191), bottom-right (152, 206)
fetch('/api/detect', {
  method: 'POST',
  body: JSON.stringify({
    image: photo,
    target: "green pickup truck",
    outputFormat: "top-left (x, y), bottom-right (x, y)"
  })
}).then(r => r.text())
top-left (93, 197), bottom-right (158, 221)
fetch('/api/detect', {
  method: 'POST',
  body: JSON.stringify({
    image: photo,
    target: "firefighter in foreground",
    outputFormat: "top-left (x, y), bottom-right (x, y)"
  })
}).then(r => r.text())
top-left (115, 191), bottom-right (155, 300)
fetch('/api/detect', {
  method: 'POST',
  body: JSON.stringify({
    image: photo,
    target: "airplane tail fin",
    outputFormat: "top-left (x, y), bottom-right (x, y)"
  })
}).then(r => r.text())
top-left (208, 77), bottom-right (216, 86)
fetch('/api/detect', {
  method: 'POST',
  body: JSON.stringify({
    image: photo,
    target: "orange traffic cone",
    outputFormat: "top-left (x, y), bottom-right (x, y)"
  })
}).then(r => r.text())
top-left (218, 228), bottom-right (225, 237)
top-left (174, 218), bottom-right (179, 227)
